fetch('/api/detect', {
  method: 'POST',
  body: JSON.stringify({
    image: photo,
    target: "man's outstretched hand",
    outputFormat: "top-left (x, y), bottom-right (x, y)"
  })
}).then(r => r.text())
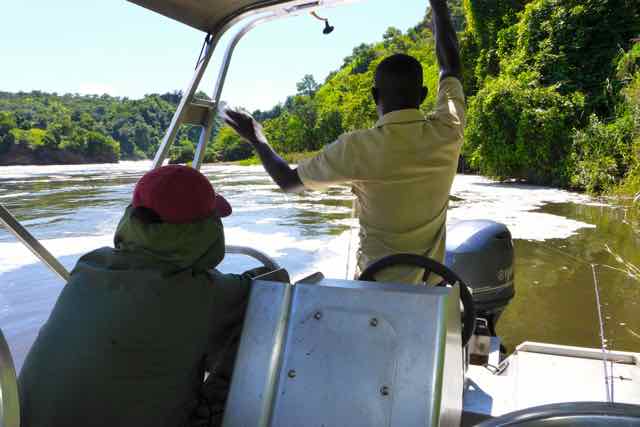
top-left (222, 108), bottom-right (305, 193)
top-left (223, 109), bottom-right (267, 145)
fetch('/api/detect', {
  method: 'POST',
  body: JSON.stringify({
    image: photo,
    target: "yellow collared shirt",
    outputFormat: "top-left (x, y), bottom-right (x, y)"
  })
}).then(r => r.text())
top-left (297, 77), bottom-right (465, 284)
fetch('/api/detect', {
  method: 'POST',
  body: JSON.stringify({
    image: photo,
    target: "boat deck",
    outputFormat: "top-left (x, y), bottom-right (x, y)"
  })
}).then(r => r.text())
top-left (464, 341), bottom-right (640, 419)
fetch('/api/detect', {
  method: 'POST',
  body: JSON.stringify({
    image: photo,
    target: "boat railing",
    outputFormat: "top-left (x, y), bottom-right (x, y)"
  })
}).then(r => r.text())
top-left (0, 329), bottom-right (20, 427)
top-left (0, 203), bottom-right (70, 282)
top-left (225, 245), bottom-right (281, 271)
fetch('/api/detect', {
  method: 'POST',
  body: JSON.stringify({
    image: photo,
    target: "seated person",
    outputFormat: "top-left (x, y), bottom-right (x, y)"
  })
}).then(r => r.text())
top-left (19, 165), bottom-right (264, 427)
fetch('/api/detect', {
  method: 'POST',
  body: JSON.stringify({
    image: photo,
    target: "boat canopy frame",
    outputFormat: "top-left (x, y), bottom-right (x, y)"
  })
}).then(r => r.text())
top-left (128, 0), bottom-right (354, 35)
top-left (130, 0), bottom-right (356, 169)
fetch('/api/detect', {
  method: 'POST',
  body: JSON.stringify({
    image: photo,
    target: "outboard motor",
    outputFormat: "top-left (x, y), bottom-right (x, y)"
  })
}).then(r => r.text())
top-left (445, 220), bottom-right (515, 336)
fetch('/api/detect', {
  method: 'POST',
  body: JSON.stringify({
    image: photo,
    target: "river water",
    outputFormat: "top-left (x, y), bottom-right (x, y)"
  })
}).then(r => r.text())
top-left (0, 161), bottom-right (638, 370)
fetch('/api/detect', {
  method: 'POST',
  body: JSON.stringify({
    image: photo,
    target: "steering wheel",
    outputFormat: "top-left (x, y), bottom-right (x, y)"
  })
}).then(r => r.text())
top-left (358, 254), bottom-right (476, 347)
top-left (475, 402), bottom-right (640, 426)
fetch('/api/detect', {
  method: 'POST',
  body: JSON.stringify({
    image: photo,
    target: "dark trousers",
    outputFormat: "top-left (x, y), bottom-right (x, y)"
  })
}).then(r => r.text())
top-left (189, 267), bottom-right (276, 427)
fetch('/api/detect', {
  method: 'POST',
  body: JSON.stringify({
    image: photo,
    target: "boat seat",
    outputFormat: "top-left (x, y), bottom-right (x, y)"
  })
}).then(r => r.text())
top-left (223, 276), bottom-right (465, 427)
top-left (0, 329), bottom-right (20, 427)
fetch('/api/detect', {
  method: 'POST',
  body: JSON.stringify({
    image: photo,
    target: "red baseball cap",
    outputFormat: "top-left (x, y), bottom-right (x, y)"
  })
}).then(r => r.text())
top-left (132, 165), bottom-right (232, 224)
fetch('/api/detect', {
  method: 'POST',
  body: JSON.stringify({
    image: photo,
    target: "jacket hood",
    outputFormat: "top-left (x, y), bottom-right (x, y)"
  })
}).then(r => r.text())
top-left (114, 205), bottom-right (225, 274)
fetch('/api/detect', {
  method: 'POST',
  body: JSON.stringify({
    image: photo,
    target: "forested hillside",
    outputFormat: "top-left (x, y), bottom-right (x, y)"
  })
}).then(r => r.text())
top-left (1, 0), bottom-right (639, 196)
top-left (0, 91), bottom-right (212, 165)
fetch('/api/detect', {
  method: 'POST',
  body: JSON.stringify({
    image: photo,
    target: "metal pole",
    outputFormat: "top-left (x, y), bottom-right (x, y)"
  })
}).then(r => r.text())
top-left (192, 13), bottom-right (280, 169)
top-left (192, 114), bottom-right (216, 170)
top-left (152, 35), bottom-right (217, 169)
top-left (0, 204), bottom-right (70, 282)
top-left (158, 2), bottom-right (326, 170)
top-left (0, 329), bottom-right (20, 427)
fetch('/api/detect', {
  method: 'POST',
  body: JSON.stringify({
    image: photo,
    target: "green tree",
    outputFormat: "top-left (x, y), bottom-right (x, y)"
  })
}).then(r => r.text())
top-left (11, 128), bottom-right (49, 149)
top-left (499, 0), bottom-right (640, 116)
top-left (85, 131), bottom-right (119, 162)
top-left (315, 110), bottom-right (344, 147)
top-left (211, 126), bottom-right (252, 161)
top-left (460, 0), bottom-right (528, 94)
top-left (382, 27), bottom-right (409, 52)
top-left (296, 75), bottom-right (320, 97)
top-left (571, 114), bottom-right (636, 192)
top-left (169, 139), bottom-right (196, 164)
top-left (343, 43), bottom-right (377, 75)
top-left (465, 76), bottom-right (584, 185)
top-left (0, 111), bottom-right (16, 154)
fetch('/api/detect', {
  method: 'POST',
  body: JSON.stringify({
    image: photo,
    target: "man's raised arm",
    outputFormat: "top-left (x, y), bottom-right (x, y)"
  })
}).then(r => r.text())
top-left (224, 110), bottom-right (304, 193)
top-left (430, 0), bottom-right (462, 81)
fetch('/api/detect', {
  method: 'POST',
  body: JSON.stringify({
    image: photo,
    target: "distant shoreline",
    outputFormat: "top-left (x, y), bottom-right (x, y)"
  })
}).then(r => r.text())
top-left (0, 151), bottom-right (320, 168)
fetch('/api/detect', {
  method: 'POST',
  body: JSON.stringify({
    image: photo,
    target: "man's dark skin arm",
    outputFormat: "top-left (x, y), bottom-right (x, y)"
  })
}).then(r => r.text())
top-left (430, 0), bottom-right (462, 80)
top-left (224, 110), bottom-right (304, 193)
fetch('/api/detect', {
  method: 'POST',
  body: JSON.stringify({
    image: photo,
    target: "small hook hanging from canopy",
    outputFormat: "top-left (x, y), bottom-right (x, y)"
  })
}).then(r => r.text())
top-left (310, 11), bottom-right (334, 35)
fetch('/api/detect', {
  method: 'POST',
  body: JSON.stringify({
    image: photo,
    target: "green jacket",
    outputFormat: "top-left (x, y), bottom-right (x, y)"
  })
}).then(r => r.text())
top-left (19, 207), bottom-right (251, 427)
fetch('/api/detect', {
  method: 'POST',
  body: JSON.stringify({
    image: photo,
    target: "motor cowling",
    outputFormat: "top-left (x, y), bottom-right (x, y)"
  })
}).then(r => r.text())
top-left (445, 220), bottom-right (515, 331)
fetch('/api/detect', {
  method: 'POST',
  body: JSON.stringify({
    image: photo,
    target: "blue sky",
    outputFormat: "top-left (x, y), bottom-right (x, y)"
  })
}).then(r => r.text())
top-left (1, 1), bottom-right (428, 111)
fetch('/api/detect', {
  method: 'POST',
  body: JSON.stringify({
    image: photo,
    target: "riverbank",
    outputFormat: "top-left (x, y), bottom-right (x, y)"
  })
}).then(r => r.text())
top-left (230, 150), bottom-right (320, 166)
top-left (0, 149), bottom-right (316, 168)
top-left (0, 143), bottom-right (118, 166)
top-left (2, 153), bottom-right (638, 207)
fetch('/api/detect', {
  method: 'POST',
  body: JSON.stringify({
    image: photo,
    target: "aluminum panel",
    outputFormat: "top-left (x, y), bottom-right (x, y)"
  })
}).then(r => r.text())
top-left (224, 278), bottom-right (464, 426)
top-left (441, 283), bottom-right (463, 426)
top-left (271, 279), bottom-right (461, 427)
top-left (272, 298), bottom-right (397, 427)
top-left (223, 280), bottom-right (292, 427)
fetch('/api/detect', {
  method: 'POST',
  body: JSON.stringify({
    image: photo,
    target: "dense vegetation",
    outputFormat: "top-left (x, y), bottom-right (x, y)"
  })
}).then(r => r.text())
top-left (462, 0), bottom-right (640, 194)
top-left (1, 0), bottom-right (639, 197)
top-left (0, 91), bottom-right (218, 165)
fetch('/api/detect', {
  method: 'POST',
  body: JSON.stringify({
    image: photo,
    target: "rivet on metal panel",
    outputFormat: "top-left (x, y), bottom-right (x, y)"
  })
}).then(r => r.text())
top-left (380, 385), bottom-right (390, 396)
top-left (314, 311), bottom-right (322, 320)
top-left (287, 369), bottom-right (297, 379)
top-left (369, 318), bottom-right (378, 327)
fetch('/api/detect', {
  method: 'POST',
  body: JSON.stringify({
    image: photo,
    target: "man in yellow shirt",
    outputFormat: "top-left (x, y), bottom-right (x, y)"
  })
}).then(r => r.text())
top-left (225, 0), bottom-right (464, 284)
